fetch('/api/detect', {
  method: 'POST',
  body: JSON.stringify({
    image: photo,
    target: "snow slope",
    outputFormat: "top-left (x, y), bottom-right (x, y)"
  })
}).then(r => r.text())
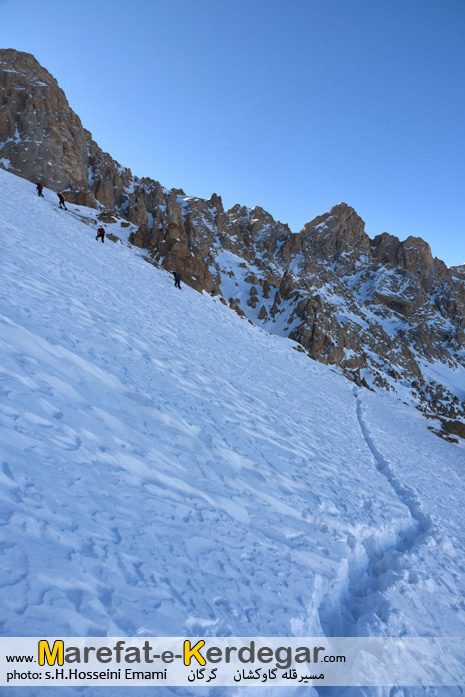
top-left (0, 168), bottom-right (464, 696)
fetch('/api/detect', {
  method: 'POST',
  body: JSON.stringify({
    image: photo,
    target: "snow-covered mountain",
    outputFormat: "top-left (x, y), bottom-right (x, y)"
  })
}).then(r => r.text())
top-left (1, 167), bottom-right (465, 696)
top-left (1, 48), bottom-right (465, 438)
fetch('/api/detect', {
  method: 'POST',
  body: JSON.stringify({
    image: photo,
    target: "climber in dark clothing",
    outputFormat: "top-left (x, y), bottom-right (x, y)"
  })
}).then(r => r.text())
top-left (36, 182), bottom-right (44, 198)
top-left (173, 271), bottom-right (181, 289)
top-left (96, 227), bottom-right (105, 243)
top-left (57, 192), bottom-right (67, 210)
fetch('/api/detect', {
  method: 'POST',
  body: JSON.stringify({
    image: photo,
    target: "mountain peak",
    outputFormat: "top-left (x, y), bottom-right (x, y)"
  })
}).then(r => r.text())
top-left (300, 202), bottom-right (370, 264)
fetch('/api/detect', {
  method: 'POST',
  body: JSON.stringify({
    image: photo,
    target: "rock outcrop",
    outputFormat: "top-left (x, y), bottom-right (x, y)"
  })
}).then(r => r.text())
top-left (0, 48), bottom-right (133, 208)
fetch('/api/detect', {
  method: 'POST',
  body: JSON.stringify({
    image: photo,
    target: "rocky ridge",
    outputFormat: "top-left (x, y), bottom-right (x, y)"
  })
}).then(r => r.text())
top-left (1, 48), bottom-right (465, 434)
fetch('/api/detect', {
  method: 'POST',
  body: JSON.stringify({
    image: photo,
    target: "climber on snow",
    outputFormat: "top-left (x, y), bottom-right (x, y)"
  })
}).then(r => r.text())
top-left (173, 271), bottom-right (181, 290)
top-left (57, 192), bottom-right (67, 210)
top-left (36, 182), bottom-right (44, 198)
top-left (96, 227), bottom-right (105, 243)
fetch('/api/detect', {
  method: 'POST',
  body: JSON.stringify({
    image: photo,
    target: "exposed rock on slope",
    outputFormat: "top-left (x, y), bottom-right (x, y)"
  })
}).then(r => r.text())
top-left (0, 48), bottom-right (132, 207)
top-left (1, 48), bottom-right (464, 429)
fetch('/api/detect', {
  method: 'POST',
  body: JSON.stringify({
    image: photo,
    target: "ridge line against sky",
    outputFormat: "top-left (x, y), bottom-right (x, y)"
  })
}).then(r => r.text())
top-left (1, 0), bottom-right (464, 266)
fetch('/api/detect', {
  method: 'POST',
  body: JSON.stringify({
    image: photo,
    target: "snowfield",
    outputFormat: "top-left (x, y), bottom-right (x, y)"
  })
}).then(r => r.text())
top-left (0, 168), bottom-right (464, 696)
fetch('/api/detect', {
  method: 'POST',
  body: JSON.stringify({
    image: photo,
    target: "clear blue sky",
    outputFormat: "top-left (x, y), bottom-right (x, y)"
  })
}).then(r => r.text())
top-left (2, 0), bottom-right (464, 265)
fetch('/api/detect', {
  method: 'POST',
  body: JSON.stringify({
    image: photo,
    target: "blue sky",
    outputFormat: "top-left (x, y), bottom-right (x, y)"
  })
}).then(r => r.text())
top-left (2, 0), bottom-right (464, 265)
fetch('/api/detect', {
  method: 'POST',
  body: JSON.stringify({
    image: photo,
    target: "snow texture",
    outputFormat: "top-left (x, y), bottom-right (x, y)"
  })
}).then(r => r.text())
top-left (0, 168), bottom-right (464, 696)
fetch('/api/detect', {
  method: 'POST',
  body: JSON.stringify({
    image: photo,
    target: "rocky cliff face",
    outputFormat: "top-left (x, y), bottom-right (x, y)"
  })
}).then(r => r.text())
top-left (0, 48), bottom-right (133, 208)
top-left (1, 48), bottom-right (465, 436)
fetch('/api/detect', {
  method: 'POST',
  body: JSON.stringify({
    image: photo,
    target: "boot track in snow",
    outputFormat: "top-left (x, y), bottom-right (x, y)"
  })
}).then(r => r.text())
top-left (318, 389), bottom-right (437, 640)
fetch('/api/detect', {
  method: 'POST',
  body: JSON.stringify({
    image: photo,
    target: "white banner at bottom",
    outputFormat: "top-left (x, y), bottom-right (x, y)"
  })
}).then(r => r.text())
top-left (1, 637), bottom-right (464, 687)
